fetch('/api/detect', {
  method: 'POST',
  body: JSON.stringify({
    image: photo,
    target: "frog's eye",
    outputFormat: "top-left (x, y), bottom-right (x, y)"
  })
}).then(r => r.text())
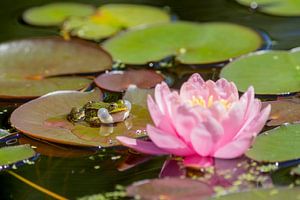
top-left (97, 108), bottom-right (113, 124)
top-left (124, 100), bottom-right (132, 111)
top-left (108, 103), bottom-right (118, 111)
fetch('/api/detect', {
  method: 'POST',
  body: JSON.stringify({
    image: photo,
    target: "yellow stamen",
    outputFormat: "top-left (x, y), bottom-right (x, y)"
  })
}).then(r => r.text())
top-left (188, 95), bottom-right (231, 109)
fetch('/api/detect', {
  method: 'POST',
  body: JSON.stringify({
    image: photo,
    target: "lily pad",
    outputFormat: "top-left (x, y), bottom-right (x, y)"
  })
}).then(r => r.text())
top-left (0, 144), bottom-right (36, 167)
top-left (263, 98), bottom-right (300, 126)
top-left (23, 2), bottom-right (95, 26)
top-left (10, 89), bottom-right (151, 147)
top-left (94, 69), bottom-right (164, 92)
top-left (62, 4), bottom-right (171, 40)
top-left (220, 49), bottom-right (300, 95)
top-left (210, 187), bottom-right (300, 200)
top-left (0, 37), bottom-right (112, 98)
top-left (103, 21), bottom-right (263, 65)
top-left (246, 124), bottom-right (300, 162)
top-left (126, 178), bottom-right (213, 200)
top-left (236, 0), bottom-right (300, 17)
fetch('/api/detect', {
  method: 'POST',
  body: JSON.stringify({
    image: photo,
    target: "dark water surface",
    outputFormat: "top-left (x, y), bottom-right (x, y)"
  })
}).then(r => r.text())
top-left (0, 0), bottom-right (300, 199)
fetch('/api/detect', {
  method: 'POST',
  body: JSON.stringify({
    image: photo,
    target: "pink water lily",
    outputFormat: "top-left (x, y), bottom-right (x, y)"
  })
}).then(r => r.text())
top-left (117, 73), bottom-right (271, 168)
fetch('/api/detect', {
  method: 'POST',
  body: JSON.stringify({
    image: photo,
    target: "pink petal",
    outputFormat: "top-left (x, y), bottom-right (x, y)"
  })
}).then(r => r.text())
top-left (183, 155), bottom-right (214, 168)
top-left (147, 95), bottom-right (176, 135)
top-left (190, 118), bottom-right (223, 157)
top-left (214, 136), bottom-right (252, 159)
top-left (209, 101), bottom-right (227, 121)
top-left (185, 73), bottom-right (205, 88)
top-left (251, 104), bottom-right (271, 136)
top-left (117, 136), bottom-right (168, 155)
top-left (147, 125), bottom-right (194, 156)
top-left (237, 104), bottom-right (271, 139)
top-left (172, 105), bottom-right (199, 145)
top-left (154, 82), bottom-right (171, 115)
top-left (216, 100), bottom-right (246, 148)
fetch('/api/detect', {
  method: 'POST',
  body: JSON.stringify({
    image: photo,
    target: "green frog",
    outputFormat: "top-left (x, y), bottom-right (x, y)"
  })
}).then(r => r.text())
top-left (67, 99), bottom-right (131, 127)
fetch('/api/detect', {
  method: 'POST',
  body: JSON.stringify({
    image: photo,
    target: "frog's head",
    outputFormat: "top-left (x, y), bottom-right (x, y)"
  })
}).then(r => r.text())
top-left (97, 100), bottom-right (131, 124)
top-left (107, 100), bottom-right (130, 113)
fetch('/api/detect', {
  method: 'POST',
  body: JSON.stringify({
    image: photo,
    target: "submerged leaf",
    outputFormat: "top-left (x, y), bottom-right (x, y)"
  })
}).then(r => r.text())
top-left (10, 89), bottom-right (151, 147)
top-left (246, 124), bottom-right (300, 162)
top-left (0, 37), bottom-right (112, 98)
top-left (126, 178), bottom-right (213, 200)
top-left (220, 49), bottom-right (300, 95)
top-left (23, 2), bottom-right (95, 26)
top-left (0, 144), bottom-right (36, 167)
top-left (103, 21), bottom-right (263, 65)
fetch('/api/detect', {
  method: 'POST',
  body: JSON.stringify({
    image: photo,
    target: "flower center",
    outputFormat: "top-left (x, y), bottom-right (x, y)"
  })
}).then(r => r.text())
top-left (188, 95), bottom-right (231, 109)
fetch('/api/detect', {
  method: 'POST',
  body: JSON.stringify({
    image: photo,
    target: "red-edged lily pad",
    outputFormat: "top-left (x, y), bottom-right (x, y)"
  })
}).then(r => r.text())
top-left (263, 98), bottom-right (300, 126)
top-left (0, 37), bottom-right (112, 99)
top-left (126, 178), bottom-right (213, 200)
top-left (10, 89), bottom-right (151, 147)
top-left (94, 69), bottom-right (164, 92)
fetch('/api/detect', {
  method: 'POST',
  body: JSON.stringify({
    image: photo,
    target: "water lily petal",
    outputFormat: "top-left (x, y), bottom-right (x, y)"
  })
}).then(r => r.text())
top-left (147, 124), bottom-right (194, 156)
top-left (117, 136), bottom-right (168, 155)
top-left (217, 100), bottom-right (246, 148)
top-left (237, 104), bottom-right (271, 139)
top-left (190, 122), bottom-right (218, 157)
top-left (154, 82), bottom-right (171, 115)
top-left (213, 136), bottom-right (252, 159)
top-left (183, 155), bottom-right (214, 168)
top-left (147, 95), bottom-right (176, 135)
top-left (173, 105), bottom-right (200, 145)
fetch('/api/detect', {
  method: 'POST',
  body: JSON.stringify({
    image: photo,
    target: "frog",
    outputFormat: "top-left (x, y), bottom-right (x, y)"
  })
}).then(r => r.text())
top-left (67, 99), bottom-right (131, 127)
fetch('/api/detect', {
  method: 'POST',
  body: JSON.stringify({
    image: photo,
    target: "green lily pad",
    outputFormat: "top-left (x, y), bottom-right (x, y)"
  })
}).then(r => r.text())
top-left (220, 49), bottom-right (300, 95)
top-left (23, 2), bottom-right (95, 26)
top-left (62, 4), bottom-right (171, 41)
top-left (10, 89), bottom-right (151, 147)
top-left (246, 124), bottom-right (300, 162)
top-left (62, 16), bottom-right (120, 41)
top-left (0, 37), bottom-right (112, 98)
top-left (210, 187), bottom-right (300, 200)
top-left (236, 0), bottom-right (300, 17)
top-left (103, 21), bottom-right (263, 65)
top-left (0, 144), bottom-right (36, 167)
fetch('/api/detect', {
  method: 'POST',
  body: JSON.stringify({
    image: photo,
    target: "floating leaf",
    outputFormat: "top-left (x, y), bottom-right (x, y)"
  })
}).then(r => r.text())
top-left (62, 16), bottom-right (119, 41)
top-left (23, 2), bottom-right (95, 26)
top-left (220, 49), bottom-right (300, 95)
top-left (94, 69), bottom-right (164, 92)
top-left (10, 89), bottom-right (151, 147)
top-left (62, 4), bottom-right (171, 40)
top-left (263, 98), bottom-right (300, 126)
top-left (246, 124), bottom-right (300, 162)
top-left (103, 21), bottom-right (263, 65)
top-left (236, 0), bottom-right (300, 17)
top-left (0, 144), bottom-right (36, 167)
top-left (126, 178), bottom-right (213, 200)
top-left (210, 187), bottom-right (300, 200)
top-left (0, 37), bottom-right (112, 98)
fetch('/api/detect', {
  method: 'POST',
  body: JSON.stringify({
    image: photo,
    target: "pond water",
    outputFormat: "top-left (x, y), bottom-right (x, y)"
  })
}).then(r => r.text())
top-left (0, 0), bottom-right (300, 199)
